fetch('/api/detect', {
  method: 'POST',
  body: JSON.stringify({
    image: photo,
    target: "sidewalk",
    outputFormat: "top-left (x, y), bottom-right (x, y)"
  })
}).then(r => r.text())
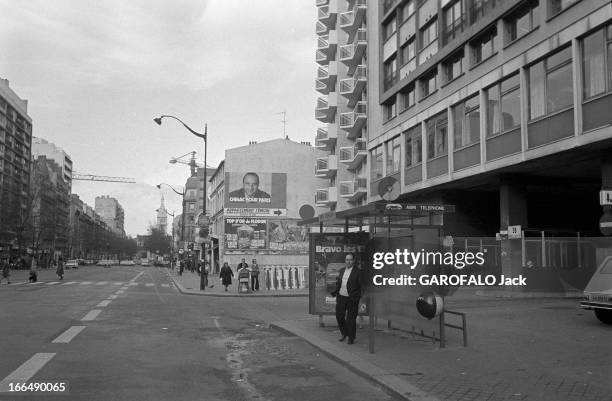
top-left (269, 296), bottom-right (611, 401)
top-left (165, 268), bottom-right (308, 297)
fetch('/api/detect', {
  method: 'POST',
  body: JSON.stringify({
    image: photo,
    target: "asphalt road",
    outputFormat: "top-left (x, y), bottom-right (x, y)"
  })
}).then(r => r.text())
top-left (0, 266), bottom-right (399, 401)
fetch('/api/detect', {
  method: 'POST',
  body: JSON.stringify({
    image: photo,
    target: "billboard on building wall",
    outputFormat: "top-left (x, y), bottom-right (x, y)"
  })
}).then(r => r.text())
top-left (224, 172), bottom-right (286, 208)
top-left (309, 232), bottom-right (370, 315)
top-left (224, 217), bottom-right (267, 250)
top-left (268, 220), bottom-right (309, 253)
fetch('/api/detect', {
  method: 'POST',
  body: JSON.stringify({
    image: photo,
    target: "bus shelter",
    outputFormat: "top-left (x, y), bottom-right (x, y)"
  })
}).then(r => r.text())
top-left (300, 202), bottom-right (467, 353)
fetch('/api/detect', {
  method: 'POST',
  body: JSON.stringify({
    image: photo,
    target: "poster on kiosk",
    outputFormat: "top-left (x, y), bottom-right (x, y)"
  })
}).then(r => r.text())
top-left (309, 232), bottom-right (370, 315)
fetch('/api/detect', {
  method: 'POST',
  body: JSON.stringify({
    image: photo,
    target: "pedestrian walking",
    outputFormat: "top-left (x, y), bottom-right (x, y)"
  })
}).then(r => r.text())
top-left (219, 262), bottom-right (234, 292)
top-left (331, 253), bottom-right (362, 345)
top-left (56, 257), bottom-right (65, 280)
top-left (1, 257), bottom-right (11, 284)
top-left (250, 259), bottom-right (260, 291)
top-left (237, 263), bottom-right (250, 293)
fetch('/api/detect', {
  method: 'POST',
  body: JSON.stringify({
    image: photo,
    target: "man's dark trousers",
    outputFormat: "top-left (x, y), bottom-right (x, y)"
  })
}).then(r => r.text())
top-left (336, 294), bottom-right (359, 340)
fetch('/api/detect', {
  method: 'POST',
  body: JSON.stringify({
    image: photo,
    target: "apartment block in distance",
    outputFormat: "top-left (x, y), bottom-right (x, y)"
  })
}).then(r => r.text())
top-left (315, 0), bottom-right (369, 213)
top-left (95, 196), bottom-right (125, 237)
top-left (0, 79), bottom-right (33, 252)
top-left (368, 0), bottom-right (612, 282)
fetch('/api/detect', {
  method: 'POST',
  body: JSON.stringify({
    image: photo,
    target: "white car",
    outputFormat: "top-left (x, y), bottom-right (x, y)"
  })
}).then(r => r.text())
top-left (581, 256), bottom-right (612, 325)
top-left (119, 260), bottom-right (135, 266)
top-left (97, 260), bottom-right (113, 267)
top-left (65, 260), bottom-right (79, 269)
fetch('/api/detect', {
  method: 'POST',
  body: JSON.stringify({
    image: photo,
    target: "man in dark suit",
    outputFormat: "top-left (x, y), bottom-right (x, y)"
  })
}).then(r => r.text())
top-left (228, 172), bottom-right (271, 201)
top-left (331, 253), bottom-right (362, 344)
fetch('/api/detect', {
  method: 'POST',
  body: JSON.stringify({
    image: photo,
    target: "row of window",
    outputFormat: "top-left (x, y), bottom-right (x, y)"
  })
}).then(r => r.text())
top-left (374, 23), bottom-right (612, 181)
top-left (382, 0), bottom-right (581, 95)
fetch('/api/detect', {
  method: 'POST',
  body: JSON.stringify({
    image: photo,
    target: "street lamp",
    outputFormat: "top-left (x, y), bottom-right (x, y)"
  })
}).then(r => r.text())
top-left (166, 210), bottom-right (176, 270)
top-left (156, 183), bottom-right (185, 254)
top-left (154, 115), bottom-right (208, 291)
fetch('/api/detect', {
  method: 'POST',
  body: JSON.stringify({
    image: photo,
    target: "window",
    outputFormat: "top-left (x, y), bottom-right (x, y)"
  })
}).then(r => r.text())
top-left (471, 27), bottom-right (498, 65)
top-left (405, 125), bottom-right (422, 167)
top-left (384, 56), bottom-right (398, 89)
top-left (384, 96), bottom-right (397, 121)
top-left (400, 39), bottom-right (416, 66)
top-left (420, 18), bottom-right (438, 49)
top-left (420, 69), bottom-right (437, 98)
top-left (443, 0), bottom-right (464, 44)
top-left (383, 16), bottom-right (397, 41)
top-left (505, 0), bottom-right (539, 43)
top-left (371, 146), bottom-right (384, 181)
top-left (582, 25), bottom-right (612, 99)
top-left (453, 95), bottom-right (480, 148)
top-left (188, 203), bottom-right (195, 211)
top-left (400, 84), bottom-right (416, 110)
top-left (426, 112), bottom-right (448, 159)
top-left (486, 74), bottom-right (520, 136)
top-left (469, 0), bottom-right (495, 25)
top-left (549, 0), bottom-right (580, 16)
top-left (528, 47), bottom-right (573, 119)
top-left (386, 136), bottom-right (402, 174)
top-left (443, 50), bottom-right (465, 83)
top-left (399, 0), bottom-right (415, 22)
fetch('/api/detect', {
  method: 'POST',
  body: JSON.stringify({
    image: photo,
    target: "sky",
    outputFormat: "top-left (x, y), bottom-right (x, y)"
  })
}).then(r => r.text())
top-left (0, 0), bottom-right (318, 236)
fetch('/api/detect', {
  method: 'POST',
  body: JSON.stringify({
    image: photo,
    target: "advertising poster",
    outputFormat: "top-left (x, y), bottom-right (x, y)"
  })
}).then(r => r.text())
top-left (268, 220), bottom-right (309, 253)
top-left (309, 232), bottom-right (369, 315)
top-left (224, 218), bottom-right (267, 250)
top-left (224, 172), bottom-right (286, 209)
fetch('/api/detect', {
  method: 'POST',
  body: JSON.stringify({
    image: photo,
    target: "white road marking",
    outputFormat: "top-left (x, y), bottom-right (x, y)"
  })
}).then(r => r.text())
top-left (108, 295), bottom-right (118, 299)
top-left (161, 284), bottom-right (169, 288)
top-left (80, 281), bottom-right (92, 285)
top-left (96, 281), bottom-right (108, 285)
top-left (129, 282), bottom-right (138, 286)
top-left (145, 283), bottom-right (154, 287)
top-left (29, 281), bottom-right (45, 285)
top-left (97, 300), bottom-right (111, 307)
top-left (46, 282), bottom-right (60, 285)
top-left (120, 286), bottom-right (129, 290)
top-left (0, 353), bottom-right (55, 392)
top-left (214, 318), bottom-right (221, 330)
top-left (113, 282), bottom-right (124, 285)
top-left (61, 281), bottom-right (77, 285)
top-left (116, 290), bottom-right (125, 294)
top-left (81, 309), bottom-right (102, 321)
top-left (52, 326), bottom-right (86, 343)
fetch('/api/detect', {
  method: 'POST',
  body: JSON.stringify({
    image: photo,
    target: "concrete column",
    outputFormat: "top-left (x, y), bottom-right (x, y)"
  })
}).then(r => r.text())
top-left (479, 89), bottom-right (487, 164)
top-left (421, 120), bottom-right (428, 181)
top-left (571, 38), bottom-right (583, 137)
top-left (447, 104), bottom-right (454, 176)
top-left (499, 176), bottom-right (528, 280)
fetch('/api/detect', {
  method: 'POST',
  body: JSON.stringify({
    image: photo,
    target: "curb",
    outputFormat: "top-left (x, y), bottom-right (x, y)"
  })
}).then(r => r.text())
top-left (165, 270), bottom-right (308, 298)
top-left (269, 322), bottom-right (440, 401)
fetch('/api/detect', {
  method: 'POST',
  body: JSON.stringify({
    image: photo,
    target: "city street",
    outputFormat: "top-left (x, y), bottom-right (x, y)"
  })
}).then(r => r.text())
top-left (0, 265), bottom-right (398, 401)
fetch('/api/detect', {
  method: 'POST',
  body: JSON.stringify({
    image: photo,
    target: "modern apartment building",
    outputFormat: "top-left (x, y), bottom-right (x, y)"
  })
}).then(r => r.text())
top-left (95, 195), bottom-right (125, 237)
top-left (315, 0), bottom-right (369, 212)
top-left (0, 79), bottom-right (32, 252)
top-left (31, 137), bottom-right (73, 193)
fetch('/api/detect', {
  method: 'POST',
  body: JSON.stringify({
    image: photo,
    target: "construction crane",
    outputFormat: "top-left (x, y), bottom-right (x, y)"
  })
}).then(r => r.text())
top-left (72, 172), bottom-right (136, 183)
top-left (169, 151), bottom-right (204, 177)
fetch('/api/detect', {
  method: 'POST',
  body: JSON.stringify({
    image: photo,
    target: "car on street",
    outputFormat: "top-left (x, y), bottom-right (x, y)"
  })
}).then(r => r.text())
top-left (97, 259), bottom-right (114, 267)
top-left (65, 259), bottom-right (79, 269)
top-left (120, 260), bottom-right (135, 266)
top-left (581, 256), bottom-right (612, 324)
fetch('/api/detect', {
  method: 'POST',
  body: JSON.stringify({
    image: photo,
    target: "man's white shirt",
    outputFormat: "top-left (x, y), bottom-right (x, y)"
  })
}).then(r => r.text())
top-left (339, 266), bottom-right (353, 297)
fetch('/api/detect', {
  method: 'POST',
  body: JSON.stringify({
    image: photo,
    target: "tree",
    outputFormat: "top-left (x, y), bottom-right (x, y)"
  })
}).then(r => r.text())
top-left (144, 224), bottom-right (171, 255)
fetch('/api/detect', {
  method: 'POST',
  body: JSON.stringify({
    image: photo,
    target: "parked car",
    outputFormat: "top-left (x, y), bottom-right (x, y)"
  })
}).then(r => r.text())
top-left (97, 259), bottom-right (113, 267)
top-left (120, 260), bottom-right (135, 266)
top-left (581, 256), bottom-right (612, 325)
top-left (77, 259), bottom-right (86, 266)
top-left (65, 260), bottom-right (79, 269)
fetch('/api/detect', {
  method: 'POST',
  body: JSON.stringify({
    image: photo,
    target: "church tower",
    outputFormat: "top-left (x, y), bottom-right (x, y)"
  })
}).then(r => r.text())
top-left (156, 195), bottom-right (168, 234)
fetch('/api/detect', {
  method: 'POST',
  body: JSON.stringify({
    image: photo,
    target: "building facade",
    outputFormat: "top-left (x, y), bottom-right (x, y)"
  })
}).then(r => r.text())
top-left (315, 0), bottom-right (369, 212)
top-left (366, 0), bottom-right (612, 276)
top-left (209, 139), bottom-right (325, 269)
top-left (95, 196), bottom-right (125, 237)
top-left (31, 137), bottom-right (73, 193)
top-left (182, 166), bottom-right (216, 255)
top-left (0, 79), bottom-right (33, 253)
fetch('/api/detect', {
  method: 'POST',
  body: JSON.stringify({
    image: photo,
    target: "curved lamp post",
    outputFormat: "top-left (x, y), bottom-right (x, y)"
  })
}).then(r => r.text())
top-left (154, 116), bottom-right (208, 291)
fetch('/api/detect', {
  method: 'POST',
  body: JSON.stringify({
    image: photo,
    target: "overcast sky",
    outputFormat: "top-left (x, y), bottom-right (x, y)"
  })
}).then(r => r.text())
top-left (0, 0), bottom-right (318, 236)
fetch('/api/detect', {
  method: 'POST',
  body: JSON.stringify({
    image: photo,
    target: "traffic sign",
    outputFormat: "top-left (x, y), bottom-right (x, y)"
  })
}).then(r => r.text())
top-left (600, 190), bottom-right (612, 206)
top-left (197, 214), bottom-right (210, 228)
top-left (508, 225), bottom-right (522, 239)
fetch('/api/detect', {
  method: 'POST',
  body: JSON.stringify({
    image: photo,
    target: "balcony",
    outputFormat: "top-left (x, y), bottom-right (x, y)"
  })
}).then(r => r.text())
top-left (339, 0), bottom-right (367, 41)
top-left (339, 178), bottom-right (367, 202)
top-left (339, 101), bottom-right (367, 139)
top-left (315, 62), bottom-right (338, 95)
top-left (315, 155), bottom-right (338, 178)
top-left (315, 187), bottom-right (338, 206)
top-left (339, 65), bottom-right (366, 107)
top-left (317, 30), bottom-right (338, 64)
top-left (315, 94), bottom-right (337, 123)
top-left (339, 28), bottom-right (366, 76)
top-left (316, 0), bottom-right (328, 7)
top-left (339, 138), bottom-right (367, 170)
top-left (316, 20), bottom-right (328, 35)
top-left (317, 0), bottom-right (337, 31)
top-left (315, 125), bottom-right (338, 151)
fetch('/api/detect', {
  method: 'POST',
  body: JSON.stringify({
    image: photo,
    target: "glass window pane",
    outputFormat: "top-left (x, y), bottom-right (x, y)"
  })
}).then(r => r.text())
top-left (583, 30), bottom-right (606, 98)
top-left (467, 108), bottom-right (480, 143)
top-left (529, 62), bottom-right (546, 119)
top-left (486, 84), bottom-right (501, 135)
top-left (501, 88), bottom-right (521, 130)
top-left (453, 102), bottom-right (464, 148)
top-left (501, 73), bottom-right (520, 93)
top-left (405, 136), bottom-right (413, 166)
top-left (547, 46), bottom-right (571, 70)
top-left (608, 42), bottom-right (612, 89)
top-left (546, 63), bottom-right (573, 113)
